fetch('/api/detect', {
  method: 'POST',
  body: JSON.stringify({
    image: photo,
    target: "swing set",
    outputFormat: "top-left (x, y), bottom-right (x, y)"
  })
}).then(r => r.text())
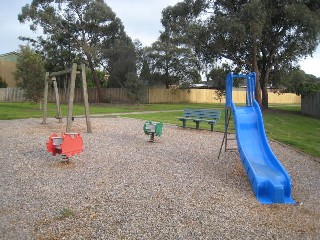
top-left (43, 63), bottom-right (91, 159)
top-left (42, 63), bottom-right (92, 133)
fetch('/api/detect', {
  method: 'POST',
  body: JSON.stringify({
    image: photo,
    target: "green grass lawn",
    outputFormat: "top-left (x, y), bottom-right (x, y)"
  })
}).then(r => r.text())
top-left (1, 102), bottom-right (319, 158)
top-left (119, 110), bottom-right (227, 132)
top-left (0, 102), bottom-right (224, 119)
top-left (0, 102), bottom-right (158, 119)
top-left (119, 104), bottom-right (320, 158)
top-left (264, 105), bottom-right (320, 158)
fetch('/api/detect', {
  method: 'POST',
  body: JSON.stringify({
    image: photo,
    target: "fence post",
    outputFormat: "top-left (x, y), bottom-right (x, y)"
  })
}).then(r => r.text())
top-left (302, 92), bottom-right (320, 118)
top-left (146, 88), bottom-right (149, 103)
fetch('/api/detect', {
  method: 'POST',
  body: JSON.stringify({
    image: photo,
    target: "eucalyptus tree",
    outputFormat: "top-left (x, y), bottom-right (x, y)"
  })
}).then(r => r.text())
top-left (278, 70), bottom-right (320, 97)
top-left (18, 0), bottom-right (131, 102)
top-left (161, 0), bottom-right (320, 108)
top-left (145, 33), bottom-right (201, 89)
top-left (214, 0), bottom-right (320, 108)
top-left (161, 1), bottom-right (211, 80)
top-left (104, 37), bottom-right (137, 88)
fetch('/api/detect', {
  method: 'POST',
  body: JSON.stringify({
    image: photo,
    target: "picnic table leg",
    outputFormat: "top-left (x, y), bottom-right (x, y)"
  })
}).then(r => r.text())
top-left (182, 120), bottom-right (186, 128)
top-left (195, 122), bottom-right (200, 130)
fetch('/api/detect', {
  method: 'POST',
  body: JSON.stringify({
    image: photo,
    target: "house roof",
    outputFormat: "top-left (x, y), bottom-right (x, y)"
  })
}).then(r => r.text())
top-left (0, 52), bottom-right (20, 62)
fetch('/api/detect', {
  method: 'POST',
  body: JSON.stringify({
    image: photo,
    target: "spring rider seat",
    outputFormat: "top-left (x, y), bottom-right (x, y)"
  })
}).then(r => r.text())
top-left (46, 132), bottom-right (83, 160)
top-left (143, 120), bottom-right (163, 142)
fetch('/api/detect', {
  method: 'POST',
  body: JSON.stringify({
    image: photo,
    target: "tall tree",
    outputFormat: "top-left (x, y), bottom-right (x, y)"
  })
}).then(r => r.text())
top-left (277, 70), bottom-right (320, 97)
top-left (161, 1), bottom-right (211, 79)
top-left (139, 60), bottom-right (152, 86)
top-left (18, 0), bottom-right (130, 102)
top-left (256, 1), bottom-right (320, 107)
top-left (145, 33), bottom-right (201, 89)
top-left (13, 46), bottom-right (46, 102)
top-left (161, 0), bottom-right (320, 108)
top-left (208, 0), bottom-right (267, 105)
top-left (104, 37), bottom-right (137, 88)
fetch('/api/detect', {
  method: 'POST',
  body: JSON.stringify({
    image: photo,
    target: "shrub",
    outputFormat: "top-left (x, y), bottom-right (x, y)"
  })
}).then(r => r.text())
top-left (0, 76), bottom-right (8, 88)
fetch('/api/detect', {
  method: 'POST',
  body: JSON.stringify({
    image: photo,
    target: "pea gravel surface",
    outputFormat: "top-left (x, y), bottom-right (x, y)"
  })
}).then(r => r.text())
top-left (0, 117), bottom-right (319, 240)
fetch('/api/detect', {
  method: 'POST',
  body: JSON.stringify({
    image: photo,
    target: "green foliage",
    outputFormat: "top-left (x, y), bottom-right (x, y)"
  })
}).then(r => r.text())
top-left (139, 60), bottom-right (152, 85)
top-left (279, 70), bottom-right (320, 97)
top-left (124, 72), bottom-right (146, 103)
top-left (160, 0), bottom-right (320, 108)
top-left (161, 1), bottom-right (210, 69)
top-left (106, 38), bottom-right (137, 88)
top-left (134, 40), bottom-right (145, 78)
top-left (86, 69), bottom-right (108, 88)
top-left (208, 64), bottom-right (234, 102)
top-left (0, 76), bottom-right (8, 88)
top-left (18, 0), bottom-right (132, 102)
top-left (13, 46), bottom-right (45, 102)
top-left (145, 37), bottom-right (201, 89)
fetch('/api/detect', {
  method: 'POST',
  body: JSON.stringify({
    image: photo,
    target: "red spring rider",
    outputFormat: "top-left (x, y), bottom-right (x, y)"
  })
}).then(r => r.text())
top-left (47, 132), bottom-right (83, 159)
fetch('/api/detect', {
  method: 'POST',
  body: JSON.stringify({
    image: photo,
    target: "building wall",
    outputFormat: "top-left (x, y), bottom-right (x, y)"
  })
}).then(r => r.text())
top-left (0, 52), bottom-right (19, 87)
top-left (0, 61), bottom-right (17, 87)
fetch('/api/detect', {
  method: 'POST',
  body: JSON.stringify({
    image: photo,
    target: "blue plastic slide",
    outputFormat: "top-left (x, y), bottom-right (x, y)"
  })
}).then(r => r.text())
top-left (226, 73), bottom-right (295, 204)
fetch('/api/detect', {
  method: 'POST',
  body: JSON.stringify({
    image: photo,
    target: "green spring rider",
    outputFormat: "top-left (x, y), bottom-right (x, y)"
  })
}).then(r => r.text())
top-left (143, 120), bottom-right (163, 142)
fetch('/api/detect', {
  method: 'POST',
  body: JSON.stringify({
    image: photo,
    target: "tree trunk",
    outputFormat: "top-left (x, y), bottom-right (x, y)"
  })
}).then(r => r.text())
top-left (82, 37), bottom-right (105, 102)
top-left (252, 39), bottom-right (262, 107)
top-left (87, 57), bottom-right (105, 102)
top-left (261, 68), bottom-right (271, 109)
top-left (262, 84), bottom-right (268, 109)
top-left (255, 71), bottom-right (262, 107)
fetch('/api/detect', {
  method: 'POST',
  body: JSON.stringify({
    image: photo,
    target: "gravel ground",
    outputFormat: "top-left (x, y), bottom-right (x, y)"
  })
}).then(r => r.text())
top-left (0, 117), bottom-right (319, 240)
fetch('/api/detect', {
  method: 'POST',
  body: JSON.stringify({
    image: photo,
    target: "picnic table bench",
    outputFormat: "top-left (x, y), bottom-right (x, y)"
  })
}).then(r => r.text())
top-left (177, 109), bottom-right (221, 131)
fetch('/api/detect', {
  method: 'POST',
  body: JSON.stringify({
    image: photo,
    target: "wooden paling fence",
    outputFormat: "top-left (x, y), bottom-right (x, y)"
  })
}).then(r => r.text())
top-left (0, 88), bottom-right (132, 103)
top-left (147, 88), bottom-right (301, 104)
top-left (48, 88), bottom-right (133, 103)
top-left (0, 88), bottom-right (25, 102)
top-left (0, 87), bottom-right (301, 105)
top-left (301, 92), bottom-right (320, 119)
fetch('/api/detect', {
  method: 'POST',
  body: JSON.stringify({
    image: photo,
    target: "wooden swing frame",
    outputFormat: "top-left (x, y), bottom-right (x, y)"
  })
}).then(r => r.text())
top-left (42, 63), bottom-right (92, 133)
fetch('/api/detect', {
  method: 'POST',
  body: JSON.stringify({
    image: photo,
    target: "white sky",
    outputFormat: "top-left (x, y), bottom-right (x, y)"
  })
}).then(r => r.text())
top-left (0, 0), bottom-right (319, 77)
top-left (299, 51), bottom-right (320, 77)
